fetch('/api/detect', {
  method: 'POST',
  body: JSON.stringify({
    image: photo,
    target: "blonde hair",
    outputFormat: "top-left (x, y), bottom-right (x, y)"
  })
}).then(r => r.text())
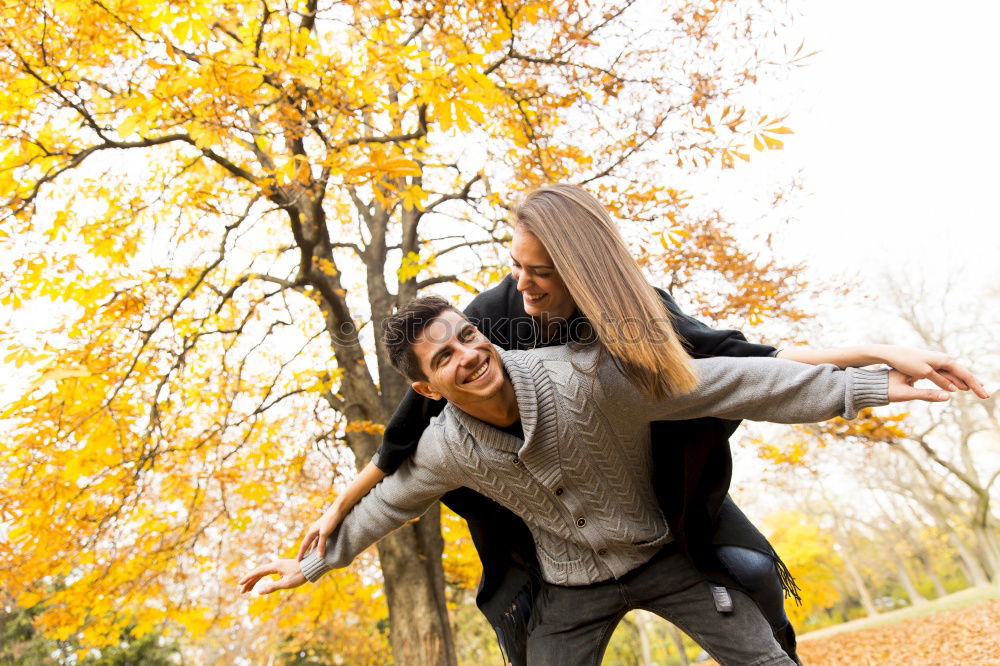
top-left (514, 184), bottom-right (698, 399)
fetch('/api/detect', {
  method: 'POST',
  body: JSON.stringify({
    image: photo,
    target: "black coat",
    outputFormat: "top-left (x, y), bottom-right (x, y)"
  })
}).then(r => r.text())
top-left (376, 276), bottom-right (785, 664)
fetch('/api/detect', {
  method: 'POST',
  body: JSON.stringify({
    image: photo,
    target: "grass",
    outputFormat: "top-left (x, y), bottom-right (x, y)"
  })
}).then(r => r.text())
top-left (798, 584), bottom-right (1000, 641)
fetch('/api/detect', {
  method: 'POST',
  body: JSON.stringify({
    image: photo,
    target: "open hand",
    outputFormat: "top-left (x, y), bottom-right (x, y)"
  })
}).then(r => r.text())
top-left (888, 369), bottom-right (952, 403)
top-left (238, 558), bottom-right (307, 595)
top-left (878, 346), bottom-right (989, 398)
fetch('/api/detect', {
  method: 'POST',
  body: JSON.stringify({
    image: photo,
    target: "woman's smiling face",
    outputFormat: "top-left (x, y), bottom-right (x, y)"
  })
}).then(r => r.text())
top-left (510, 227), bottom-right (576, 321)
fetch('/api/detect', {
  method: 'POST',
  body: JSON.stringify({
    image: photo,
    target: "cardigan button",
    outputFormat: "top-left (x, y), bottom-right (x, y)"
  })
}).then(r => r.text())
top-left (597, 549), bottom-right (608, 557)
top-left (576, 517), bottom-right (586, 528)
top-left (512, 456), bottom-right (520, 465)
top-left (554, 487), bottom-right (564, 496)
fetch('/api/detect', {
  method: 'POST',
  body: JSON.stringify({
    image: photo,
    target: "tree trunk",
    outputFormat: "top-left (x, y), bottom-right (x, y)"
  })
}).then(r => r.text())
top-left (890, 549), bottom-right (927, 605)
top-left (375, 505), bottom-right (457, 666)
top-left (915, 497), bottom-right (991, 587)
top-left (632, 610), bottom-right (657, 666)
top-left (841, 549), bottom-right (879, 617)
top-left (972, 525), bottom-right (1000, 582)
top-left (924, 563), bottom-right (948, 598)
top-left (339, 420), bottom-right (456, 666)
top-left (667, 623), bottom-right (690, 666)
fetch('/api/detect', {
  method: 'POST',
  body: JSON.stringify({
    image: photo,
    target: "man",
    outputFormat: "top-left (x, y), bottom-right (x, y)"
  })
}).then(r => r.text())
top-left (240, 295), bottom-right (952, 664)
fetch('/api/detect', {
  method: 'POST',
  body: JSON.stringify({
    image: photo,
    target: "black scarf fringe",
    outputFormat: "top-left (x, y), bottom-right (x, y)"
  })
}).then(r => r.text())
top-left (493, 576), bottom-right (539, 666)
top-left (771, 548), bottom-right (802, 605)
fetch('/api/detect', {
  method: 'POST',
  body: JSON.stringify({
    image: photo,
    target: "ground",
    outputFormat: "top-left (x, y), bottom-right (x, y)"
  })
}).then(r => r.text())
top-left (700, 586), bottom-right (1000, 666)
top-left (796, 599), bottom-right (1000, 665)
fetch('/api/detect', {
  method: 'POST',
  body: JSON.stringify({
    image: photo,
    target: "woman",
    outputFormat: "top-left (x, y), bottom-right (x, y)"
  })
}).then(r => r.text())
top-left (297, 184), bottom-right (984, 664)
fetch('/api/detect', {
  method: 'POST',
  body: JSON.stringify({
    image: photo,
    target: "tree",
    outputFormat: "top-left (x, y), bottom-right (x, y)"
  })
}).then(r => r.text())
top-left (797, 276), bottom-right (1000, 583)
top-left (1, 0), bottom-right (804, 661)
top-left (763, 510), bottom-right (843, 628)
top-left (1, 593), bottom-right (182, 666)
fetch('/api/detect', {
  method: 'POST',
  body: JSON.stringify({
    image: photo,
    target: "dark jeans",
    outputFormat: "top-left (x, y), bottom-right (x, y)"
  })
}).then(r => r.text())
top-left (715, 545), bottom-right (790, 631)
top-left (526, 548), bottom-right (795, 666)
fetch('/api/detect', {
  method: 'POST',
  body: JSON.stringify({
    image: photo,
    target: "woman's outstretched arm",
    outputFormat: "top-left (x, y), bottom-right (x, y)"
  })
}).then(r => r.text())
top-left (297, 461), bottom-right (387, 560)
top-left (776, 344), bottom-right (989, 398)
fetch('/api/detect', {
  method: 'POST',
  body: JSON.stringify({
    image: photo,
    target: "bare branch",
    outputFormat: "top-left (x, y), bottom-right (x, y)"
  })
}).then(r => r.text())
top-left (414, 275), bottom-right (459, 290)
top-left (424, 173), bottom-right (483, 212)
top-left (343, 104), bottom-right (428, 147)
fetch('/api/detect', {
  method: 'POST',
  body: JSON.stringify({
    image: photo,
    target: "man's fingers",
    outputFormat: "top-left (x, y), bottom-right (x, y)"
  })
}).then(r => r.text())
top-left (257, 574), bottom-right (301, 595)
top-left (908, 386), bottom-right (951, 403)
top-left (239, 573), bottom-right (264, 594)
top-left (318, 531), bottom-right (328, 558)
top-left (238, 564), bottom-right (274, 586)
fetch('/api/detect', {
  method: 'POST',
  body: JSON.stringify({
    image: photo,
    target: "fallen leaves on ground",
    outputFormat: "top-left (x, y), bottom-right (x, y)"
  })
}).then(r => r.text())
top-left (796, 600), bottom-right (1000, 665)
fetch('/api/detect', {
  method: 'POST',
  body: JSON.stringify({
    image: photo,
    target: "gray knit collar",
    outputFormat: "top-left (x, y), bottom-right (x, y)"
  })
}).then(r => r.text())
top-left (450, 347), bottom-right (556, 455)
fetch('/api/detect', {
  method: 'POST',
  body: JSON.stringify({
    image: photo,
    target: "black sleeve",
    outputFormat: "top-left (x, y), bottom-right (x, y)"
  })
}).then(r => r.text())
top-left (371, 388), bottom-right (446, 473)
top-left (656, 287), bottom-right (777, 359)
top-left (372, 289), bottom-right (511, 474)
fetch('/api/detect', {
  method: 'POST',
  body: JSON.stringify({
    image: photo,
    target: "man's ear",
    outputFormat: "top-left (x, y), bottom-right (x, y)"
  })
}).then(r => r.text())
top-left (411, 380), bottom-right (442, 401)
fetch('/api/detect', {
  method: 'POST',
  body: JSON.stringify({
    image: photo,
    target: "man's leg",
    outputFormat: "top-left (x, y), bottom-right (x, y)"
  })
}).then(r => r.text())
top-left (625, 550), bottom-right (795, 666)
top-left (525, 580), bottom-right (627, 666)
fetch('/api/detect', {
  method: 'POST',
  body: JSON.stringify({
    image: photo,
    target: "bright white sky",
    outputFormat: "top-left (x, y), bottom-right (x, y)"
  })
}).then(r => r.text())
top-left (710, 0), bottom-right (1000, 285)
top-left (720, 0), bottom-right (1000, 511)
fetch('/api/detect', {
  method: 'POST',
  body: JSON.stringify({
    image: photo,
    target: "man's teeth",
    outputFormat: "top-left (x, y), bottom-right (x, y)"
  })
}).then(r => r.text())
top-left (468, 360), bottom-right (488, 382)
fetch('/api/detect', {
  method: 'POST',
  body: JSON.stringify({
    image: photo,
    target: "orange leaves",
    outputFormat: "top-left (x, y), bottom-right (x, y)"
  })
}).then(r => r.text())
top-left (344, 420), bottom-right (386, 435)
top-left (680, 106), bottom-right (794, 169)
top-left (797, 601), bottom-right (1000, 665)
top-left (764, 511), bottom-right (843, 625)
top-left (757, 439), bottom-right (816, 467)
top-left (752, 115), bottom-right (795, 152)
top-left (350, 155), bottom-right (423, 179)
top-left (396, 250), bottom-right (435, 283)
top-left (441, 506), bottom-right (482, 591)
top-left (814, 409), bottom-right (912, 443)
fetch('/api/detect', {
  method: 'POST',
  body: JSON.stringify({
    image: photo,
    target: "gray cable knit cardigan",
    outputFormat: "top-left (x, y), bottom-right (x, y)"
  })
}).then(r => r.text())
top-left (300, 345), bottom-right (888, 586)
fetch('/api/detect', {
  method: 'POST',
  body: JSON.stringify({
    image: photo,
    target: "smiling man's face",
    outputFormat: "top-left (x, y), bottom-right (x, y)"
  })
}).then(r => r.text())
top-left (410, 309), bottom-right (507, 408)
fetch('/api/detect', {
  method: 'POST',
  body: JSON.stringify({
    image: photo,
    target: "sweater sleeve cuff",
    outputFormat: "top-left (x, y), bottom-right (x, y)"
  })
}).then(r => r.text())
top-left (845, 367), bottom-right (889, 418)
top-left (299, 550), bottom-right (333, 583)
top-left (370, 450), bottom-right (389, 473)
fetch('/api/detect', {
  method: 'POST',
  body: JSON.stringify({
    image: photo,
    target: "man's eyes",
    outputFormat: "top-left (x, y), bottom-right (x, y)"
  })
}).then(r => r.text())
top-left (433, 350), bottom-right (450, 368)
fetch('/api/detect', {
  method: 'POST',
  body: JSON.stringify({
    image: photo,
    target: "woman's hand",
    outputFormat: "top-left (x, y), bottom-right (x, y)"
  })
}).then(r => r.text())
top-left (297, 499), bottom-right (347, 561)
top-left (239, 559), bottom-right (307, 595)
top-left (296, 461), bottom-right (387, 561)
top-left (778, 344), bottom-right (990, 399)
top-left (874, 346), bottom-right (989, 398)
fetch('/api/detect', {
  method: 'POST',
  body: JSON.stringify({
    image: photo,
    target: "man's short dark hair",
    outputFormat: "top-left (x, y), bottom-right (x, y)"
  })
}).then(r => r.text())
top-left (382, 295), bottom-right (465, 382)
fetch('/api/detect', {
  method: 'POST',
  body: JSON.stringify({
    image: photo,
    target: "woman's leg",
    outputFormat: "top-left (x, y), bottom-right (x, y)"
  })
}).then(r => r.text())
top-left (714, 544), bottom-right (788, 630)
top-left (715, 545), bottom-right (801, 664)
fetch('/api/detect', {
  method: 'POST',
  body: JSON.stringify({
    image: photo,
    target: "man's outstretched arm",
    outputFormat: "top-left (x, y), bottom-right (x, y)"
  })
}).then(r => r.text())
top-left (613, 356), bottom-right (957, 426)
top-left (240, 428), bottom-right (460, 594)
top-left (775, 344), bottom-right (989, 398)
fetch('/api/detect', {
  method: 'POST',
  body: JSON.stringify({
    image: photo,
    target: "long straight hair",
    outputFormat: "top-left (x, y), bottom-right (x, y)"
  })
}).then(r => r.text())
top-left (514, 184), bottom-right (698, 399)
